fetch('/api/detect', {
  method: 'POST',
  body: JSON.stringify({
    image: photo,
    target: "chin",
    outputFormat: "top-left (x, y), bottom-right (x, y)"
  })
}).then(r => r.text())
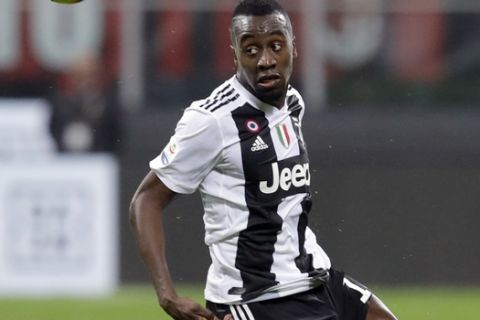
top-left (256, 87), bottom-right (284, 105)
top-left (258, 93), bottom-right (283, 106)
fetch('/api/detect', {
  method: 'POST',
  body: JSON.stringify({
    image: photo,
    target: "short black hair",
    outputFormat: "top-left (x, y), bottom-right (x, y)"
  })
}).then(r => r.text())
top-left (230, 0), bottom-right (293, 45)
top-left (232, 0), bottom-right (287, 18)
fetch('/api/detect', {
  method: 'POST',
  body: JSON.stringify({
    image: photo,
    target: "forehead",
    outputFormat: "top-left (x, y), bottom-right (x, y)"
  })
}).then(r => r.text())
top-left (232, 12), bottom-right (291, 41)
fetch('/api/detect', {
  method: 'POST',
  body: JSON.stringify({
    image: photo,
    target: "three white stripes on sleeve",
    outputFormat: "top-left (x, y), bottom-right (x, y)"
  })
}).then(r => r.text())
top-left (229, 304), bottom-right (255, 320)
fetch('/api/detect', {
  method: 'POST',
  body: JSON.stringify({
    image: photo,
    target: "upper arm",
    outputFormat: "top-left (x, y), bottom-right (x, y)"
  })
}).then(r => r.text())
top-left (130, 170), bottom-right (177, 216)
top-left (149, 108), bottom-right (223, 194)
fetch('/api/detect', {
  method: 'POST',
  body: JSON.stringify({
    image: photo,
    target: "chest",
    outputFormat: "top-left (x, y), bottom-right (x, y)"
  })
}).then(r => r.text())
top-left (220, 103), bottom-right (310, 200)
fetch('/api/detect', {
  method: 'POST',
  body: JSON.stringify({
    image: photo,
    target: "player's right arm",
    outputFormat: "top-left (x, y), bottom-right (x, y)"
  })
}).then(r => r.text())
top-left (129, 171), bottom-right (218, 320)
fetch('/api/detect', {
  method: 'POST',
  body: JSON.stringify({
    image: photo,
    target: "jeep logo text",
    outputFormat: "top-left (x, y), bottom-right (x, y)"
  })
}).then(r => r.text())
top-left (259, 162), bottom-right (310, 194)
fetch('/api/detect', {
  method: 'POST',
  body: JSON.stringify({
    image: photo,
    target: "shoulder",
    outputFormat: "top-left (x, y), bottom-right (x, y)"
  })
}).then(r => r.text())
top-left (190, 78), bottom-right (243, 117)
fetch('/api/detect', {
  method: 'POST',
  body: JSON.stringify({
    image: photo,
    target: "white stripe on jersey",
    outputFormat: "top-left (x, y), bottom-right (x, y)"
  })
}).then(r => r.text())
top-left (344, 277), bottom-right (372, 303)
top-left (236, 305), bottom-right (249, 320)
top-left (242, 305), bottom-right (255, 319)
top-left (229, 305), bottom-right (240, 320)
top-left (230, 305), bottom-right (245, 320)
top-left (229, 304), bottom-right (256, 320)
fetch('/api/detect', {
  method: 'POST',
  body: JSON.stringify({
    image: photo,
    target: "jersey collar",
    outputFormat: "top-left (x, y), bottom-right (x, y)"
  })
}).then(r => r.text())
top-left (231, 75), bottom-right (288, 112)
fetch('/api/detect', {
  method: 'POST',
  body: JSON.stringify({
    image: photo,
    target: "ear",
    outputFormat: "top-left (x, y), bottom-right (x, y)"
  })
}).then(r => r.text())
top-left (292, 36), bottom-right (298, 58)
top-left (231, 45), bottom-right (238, 69)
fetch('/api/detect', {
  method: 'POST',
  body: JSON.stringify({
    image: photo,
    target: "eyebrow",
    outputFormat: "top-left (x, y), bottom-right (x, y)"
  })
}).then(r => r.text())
top-left (239, 29), bottom-right (287, 43)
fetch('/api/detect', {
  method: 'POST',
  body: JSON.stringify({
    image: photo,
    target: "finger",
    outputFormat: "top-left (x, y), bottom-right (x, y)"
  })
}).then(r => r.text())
top-left (223, 314), bottom-right (234, 320)
top-left (195, 306), bottom-right (218, 320)
top-left (195, 315), bottom-right (219, 320)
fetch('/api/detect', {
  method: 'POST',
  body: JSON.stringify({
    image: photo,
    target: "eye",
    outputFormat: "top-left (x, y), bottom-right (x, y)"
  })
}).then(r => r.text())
top-left (244, 46), bottom-right (259, 56)
top-left (272, 42), bottom-right (282, 52)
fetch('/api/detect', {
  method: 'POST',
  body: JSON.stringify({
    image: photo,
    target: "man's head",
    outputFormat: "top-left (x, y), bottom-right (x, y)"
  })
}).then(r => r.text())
top-left (230, 0), bottom-right (296, 108)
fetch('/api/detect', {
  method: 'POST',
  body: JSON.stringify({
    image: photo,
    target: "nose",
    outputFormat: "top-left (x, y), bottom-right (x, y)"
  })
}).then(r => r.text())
top-left (258, 49), bottom-right (276, 70)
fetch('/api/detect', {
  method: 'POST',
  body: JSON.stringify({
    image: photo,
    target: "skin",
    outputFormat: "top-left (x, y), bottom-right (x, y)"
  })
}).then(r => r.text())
top-left (231, 12), bottom-right (297, 108)
top-left (130, 171), bottom-right (219, 320)
top-left (130, 11), bottom-right (397, 320)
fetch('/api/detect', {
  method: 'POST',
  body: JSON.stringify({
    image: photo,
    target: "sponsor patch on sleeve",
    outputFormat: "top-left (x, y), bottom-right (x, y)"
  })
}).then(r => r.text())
top-left (160, 137), bottom-right (178, 165)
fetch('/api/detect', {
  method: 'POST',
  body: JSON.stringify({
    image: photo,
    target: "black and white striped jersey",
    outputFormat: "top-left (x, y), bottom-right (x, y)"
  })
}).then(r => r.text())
top-left (150, 76), bottom-right (331, 304)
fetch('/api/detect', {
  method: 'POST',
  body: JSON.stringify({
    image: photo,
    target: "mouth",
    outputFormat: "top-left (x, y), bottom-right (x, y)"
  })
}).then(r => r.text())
top-left (257, 74), bottom-right (281, 90)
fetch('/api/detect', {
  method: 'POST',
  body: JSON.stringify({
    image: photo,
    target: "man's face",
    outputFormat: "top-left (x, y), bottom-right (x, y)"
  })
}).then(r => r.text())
top-left (231, 12), bottom-right (296, 108)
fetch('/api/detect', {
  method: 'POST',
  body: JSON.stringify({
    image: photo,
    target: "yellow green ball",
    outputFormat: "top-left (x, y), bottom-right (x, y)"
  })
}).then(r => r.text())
top-left (51, 0), bottom-right (84, 4)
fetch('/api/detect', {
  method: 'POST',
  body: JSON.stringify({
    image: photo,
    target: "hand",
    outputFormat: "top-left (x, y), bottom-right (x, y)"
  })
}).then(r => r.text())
top-left (162, 295), bottom-right (219, 320)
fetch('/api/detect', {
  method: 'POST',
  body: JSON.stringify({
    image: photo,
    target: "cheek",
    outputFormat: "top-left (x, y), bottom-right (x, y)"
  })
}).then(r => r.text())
top-left (282, 55), bottom-right (294, 71)
top-left (243, 70), bottom-right (257, 85)
top-left (239, 61), bottom-right (256, 76)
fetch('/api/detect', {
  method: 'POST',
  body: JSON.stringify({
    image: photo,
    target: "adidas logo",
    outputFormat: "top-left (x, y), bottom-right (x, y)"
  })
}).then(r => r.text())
top-left (251, 136), bottom-right (269, 152)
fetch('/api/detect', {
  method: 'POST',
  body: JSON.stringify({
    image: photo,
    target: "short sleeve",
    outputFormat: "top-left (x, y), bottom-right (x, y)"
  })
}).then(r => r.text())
top-left (150, 108), bottom-right (222, 194)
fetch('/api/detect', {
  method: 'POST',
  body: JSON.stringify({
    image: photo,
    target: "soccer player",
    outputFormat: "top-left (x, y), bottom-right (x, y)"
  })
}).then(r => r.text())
top-left (130, 1), bottom-right (398, 319)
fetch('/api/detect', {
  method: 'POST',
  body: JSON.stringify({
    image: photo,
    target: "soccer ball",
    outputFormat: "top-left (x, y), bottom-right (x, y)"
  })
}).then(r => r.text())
top-left (51, 0), bottom-right (84, 4)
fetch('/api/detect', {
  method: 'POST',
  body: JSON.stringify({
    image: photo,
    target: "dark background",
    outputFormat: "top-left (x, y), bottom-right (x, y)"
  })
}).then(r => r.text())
top-left (1, 1), bottom-right (480, 288)
top-left (120, 108), bottom-right (480, 286)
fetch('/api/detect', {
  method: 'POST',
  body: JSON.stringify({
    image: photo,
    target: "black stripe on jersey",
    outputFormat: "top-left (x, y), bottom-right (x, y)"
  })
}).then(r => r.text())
top-left (210, 93), bottom-right (240, 112)
top-left (211, 83), bottom-right (232, 101)
top-left (199, 83), bottom-right (232, 109)
top-left (295, 196), bottom-right (315, 273)
top-left (286, 94), bottom-right (314, 273)
top-left (204, 88), bottom-right (235, 110)
top-left (230, 102), bottom-right (314, 301)
top-left (287, 95), bottom-right (302, 114)
top-left (216, 82), bottom-right (232, 95)
top-left (230, 103), bottom-right (281, 301)
top-left (287, 94), bottom-right (307, 155)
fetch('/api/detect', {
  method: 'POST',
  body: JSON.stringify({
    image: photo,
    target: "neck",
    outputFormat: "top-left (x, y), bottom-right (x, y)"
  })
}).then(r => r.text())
top-left (235, 75), bottom-right (286, 109)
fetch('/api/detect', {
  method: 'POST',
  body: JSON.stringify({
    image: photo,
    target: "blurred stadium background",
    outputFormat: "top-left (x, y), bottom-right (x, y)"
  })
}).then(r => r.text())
top-left (1, 0), bottom-right (480, 318)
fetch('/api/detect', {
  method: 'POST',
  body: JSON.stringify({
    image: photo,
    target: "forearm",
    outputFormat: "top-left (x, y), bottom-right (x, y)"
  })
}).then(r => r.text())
top-left (131, 203), bottom-right (176, 304)
top-left (130, 172), bottom-right (217, 320)
top-left (129, 173), bottom-right (178, 307)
